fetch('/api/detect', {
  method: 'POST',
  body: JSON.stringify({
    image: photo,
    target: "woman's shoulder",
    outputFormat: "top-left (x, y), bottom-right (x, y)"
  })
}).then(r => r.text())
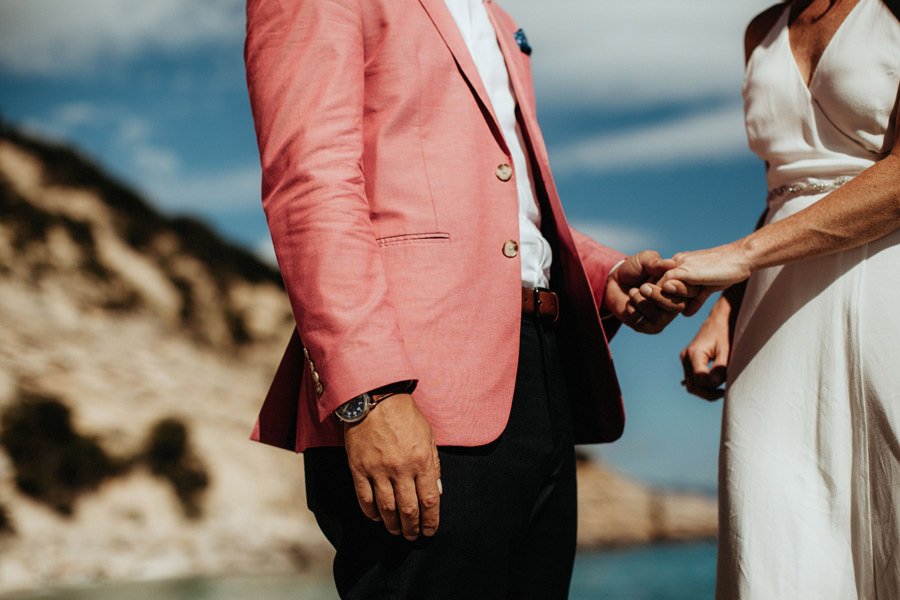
top-left (745, 3), bottom-right (789, 63)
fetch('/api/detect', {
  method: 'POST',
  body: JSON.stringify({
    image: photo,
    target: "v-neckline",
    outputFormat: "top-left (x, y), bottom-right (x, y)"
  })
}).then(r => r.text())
top-left (784, 0), bottom-right (864, 92)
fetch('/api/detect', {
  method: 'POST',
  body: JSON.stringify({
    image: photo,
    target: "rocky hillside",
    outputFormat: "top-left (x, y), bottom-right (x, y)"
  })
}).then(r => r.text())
top-left (0, 123), bottom-right (716, 594)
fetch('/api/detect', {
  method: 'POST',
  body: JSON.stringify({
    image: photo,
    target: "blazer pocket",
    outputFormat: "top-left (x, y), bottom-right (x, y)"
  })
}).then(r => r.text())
top-left (376, 232), bottom-right (451, 248)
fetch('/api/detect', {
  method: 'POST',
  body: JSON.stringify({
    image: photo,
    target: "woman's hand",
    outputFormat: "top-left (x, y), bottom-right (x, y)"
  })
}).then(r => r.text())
top-left (604, 250), bottom-right (700, 334)
top-left (681, 296), bottom-right (733, 401)
top-left (659, 241), bottom-right (754, 294)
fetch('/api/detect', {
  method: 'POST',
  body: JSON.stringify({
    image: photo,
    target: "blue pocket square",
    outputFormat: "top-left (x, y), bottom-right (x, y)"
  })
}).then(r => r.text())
top-left (514, 28), bottom-right (532, 56)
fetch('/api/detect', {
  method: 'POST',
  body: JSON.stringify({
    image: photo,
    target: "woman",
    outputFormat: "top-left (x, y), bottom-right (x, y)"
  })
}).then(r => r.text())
top-left (654, 0), bottom-right (900, 597)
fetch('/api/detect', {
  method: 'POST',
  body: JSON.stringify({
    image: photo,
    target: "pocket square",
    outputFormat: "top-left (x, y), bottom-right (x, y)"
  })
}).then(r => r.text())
top-left (514, 28), bottom-right (532, 56)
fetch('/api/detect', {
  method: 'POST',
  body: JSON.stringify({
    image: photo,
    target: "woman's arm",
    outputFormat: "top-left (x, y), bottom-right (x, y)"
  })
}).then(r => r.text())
top-left (660, 139), bottom-right (900, 292)
top-left (662, 0), bottom-right (900, 291)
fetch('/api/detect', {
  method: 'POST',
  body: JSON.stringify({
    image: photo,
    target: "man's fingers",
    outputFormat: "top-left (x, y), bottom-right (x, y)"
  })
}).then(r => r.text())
top-left (416, 459), bottom-right (441, 538)
top-left (432, 445), bottom-right (442, 495)
top-left (661, 280), bottom-right (703, 299)
top-left (351, 472), bottom-right (380, 521)
top-left (629, 288), bottom-right (666, 323)
top-left (393, 477), bottom-right (421, 541)
top-left (637, 250), bottom-right (674, 279)
top-left (638, 283), bottom-right (689, 314)
top-left (373, 478), bottom-right (401, 535)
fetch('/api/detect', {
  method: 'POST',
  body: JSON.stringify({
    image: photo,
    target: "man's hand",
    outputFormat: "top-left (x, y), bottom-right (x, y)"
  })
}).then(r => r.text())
top-left (343, 394), bottom-right (442, 541)
top-left (604, 250), bottom-right (698, 334)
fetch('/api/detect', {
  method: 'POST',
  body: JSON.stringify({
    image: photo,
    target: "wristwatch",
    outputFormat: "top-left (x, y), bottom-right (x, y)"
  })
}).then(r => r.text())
top-left (334, 392), bottom-right (377, 423)
top-left (334, 381), bottom-right (414, 424)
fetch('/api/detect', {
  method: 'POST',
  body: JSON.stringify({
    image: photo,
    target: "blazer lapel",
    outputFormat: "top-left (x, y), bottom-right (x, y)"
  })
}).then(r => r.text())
top-left (418, 0), bottom-right (506, 150)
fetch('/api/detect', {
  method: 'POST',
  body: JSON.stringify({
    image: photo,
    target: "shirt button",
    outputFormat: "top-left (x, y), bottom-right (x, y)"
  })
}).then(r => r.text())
top-left (502, 239), bottom-right (519, 258)
top-left (316, 382), bottom-right (325, 396)
top-left (495, 163), bottom-right (513, 181)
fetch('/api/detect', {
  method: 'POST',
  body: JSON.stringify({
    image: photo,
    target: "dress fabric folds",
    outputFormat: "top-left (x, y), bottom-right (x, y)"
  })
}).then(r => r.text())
top-left (718, 1), bottom-right (900, 598)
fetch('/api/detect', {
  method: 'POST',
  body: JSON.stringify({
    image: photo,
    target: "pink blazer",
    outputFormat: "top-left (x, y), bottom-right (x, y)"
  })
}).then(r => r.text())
top-left (245, 0), bottom-right (627, 451)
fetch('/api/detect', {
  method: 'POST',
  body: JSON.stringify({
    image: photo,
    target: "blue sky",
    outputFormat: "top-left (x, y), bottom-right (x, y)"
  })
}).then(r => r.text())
top-left (0, 0), bottom-right (774, 491)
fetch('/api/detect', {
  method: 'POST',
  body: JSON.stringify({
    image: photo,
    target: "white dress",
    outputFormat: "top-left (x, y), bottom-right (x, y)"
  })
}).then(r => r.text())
top-left (719, 1), bottom-right (900, 598)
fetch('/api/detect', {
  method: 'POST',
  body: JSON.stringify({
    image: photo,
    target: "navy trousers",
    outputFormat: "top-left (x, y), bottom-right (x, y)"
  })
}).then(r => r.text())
top-left (304, 315), bottom-right (577, 599)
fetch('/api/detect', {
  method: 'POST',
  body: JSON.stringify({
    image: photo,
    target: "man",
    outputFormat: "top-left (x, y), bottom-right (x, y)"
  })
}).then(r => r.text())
top-left (245, 1), bottom-right (692, 597)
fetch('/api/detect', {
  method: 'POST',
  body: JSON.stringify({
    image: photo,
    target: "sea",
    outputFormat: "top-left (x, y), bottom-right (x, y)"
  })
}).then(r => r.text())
top-left (0, 542), bottom-right (717, 600)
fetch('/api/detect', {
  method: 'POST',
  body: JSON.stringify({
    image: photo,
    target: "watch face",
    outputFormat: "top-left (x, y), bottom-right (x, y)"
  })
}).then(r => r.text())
top-left (335, 394), bottom-right (370, 423)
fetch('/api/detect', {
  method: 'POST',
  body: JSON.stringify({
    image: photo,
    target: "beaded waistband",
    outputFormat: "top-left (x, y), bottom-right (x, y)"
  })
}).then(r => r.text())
top-left (767, 176), bottom-right (853, 202)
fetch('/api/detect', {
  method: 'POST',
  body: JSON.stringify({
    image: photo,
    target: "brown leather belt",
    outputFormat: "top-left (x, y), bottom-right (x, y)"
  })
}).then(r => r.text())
top-left (521, 287), bottom-right (560, 323)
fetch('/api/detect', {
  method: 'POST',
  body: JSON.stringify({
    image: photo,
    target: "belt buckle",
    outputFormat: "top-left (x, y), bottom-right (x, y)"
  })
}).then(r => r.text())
top-left (533, 286), bottom-right (557, 323)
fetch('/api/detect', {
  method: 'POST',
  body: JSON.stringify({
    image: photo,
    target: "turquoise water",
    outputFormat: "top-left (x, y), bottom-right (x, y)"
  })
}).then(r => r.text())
top-left (2, 542), bottom-right (716, 599)
top-left (572, 542), bottom-right (717, 599)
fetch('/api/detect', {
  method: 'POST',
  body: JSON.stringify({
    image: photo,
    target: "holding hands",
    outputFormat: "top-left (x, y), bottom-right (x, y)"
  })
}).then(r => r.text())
top-left (610, 243), bottom-right (758, 401)
top-left (604, 250), bottom-right (702, 334)
top-left (658, 241), bottom-right (753, 294)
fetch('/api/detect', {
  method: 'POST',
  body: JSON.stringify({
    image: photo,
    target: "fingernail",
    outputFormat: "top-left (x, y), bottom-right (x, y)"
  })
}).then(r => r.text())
top-left (388, 528), bottom-right (401, 536)
top-left (373, 515), bottom-right (382, 522)
top-left (423, 528), bottom-right (436, 537)
top-left (663, 282), bottom-right (677, 293)
top-left (404, 534), bottom-right (419, 542)
top-left (437, 479), bottom-right (443, 495)
top-left (640, 284), bottom-right (653, 296)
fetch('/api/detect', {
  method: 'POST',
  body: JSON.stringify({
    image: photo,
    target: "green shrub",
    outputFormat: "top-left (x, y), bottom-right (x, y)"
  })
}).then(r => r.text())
top-left (142, 418), bottom-right (210, 518)
top-left (0, 393), bottom-right (123, 515)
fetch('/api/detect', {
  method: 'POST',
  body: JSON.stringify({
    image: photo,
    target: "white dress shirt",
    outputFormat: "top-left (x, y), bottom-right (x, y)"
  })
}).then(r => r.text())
top-left (443, 0), bottom-right (552, 289)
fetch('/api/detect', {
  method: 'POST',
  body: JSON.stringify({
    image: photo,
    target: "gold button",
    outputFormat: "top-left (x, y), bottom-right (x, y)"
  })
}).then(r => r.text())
top-left (302, 347), bottom-right (310, 360)
top-left (316, 382), bottom-right (324, 396)
top-left (502, 239), bottom-right (519, 258)
top-left (311, 370), bottom-right (320, 384)
top-left (495, 163), bottom-right (513, 182)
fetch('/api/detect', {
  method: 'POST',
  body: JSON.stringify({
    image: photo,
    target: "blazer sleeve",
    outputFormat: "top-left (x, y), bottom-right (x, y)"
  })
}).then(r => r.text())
top-left (245, 0), bottom-right (417, 422)
top-left (569, 227), bottom-right (627, 339)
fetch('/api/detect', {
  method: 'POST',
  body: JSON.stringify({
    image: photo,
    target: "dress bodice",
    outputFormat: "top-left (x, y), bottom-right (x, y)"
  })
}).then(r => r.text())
top-left (743, 0), bottom-right (900, 197)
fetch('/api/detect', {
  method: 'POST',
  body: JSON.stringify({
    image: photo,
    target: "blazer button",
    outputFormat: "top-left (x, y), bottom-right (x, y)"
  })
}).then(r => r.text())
top-left (495, 163), bottom-right (513, 181)
top-left (311, 370), bottom-right (321, 384)
top-left (316, 382), bottom-right (324, 396)
top-left (502, 239), bottom-right (519, 258)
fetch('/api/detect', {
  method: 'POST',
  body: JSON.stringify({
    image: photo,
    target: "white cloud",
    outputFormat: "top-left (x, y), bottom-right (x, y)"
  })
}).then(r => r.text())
top-left (26, 102), bottom-right (261, 213)
top-left (570, 219), bottom-right (661, 255)
top-left (32, 103), bottom-right (183, 177)
top-left (0, 0), bottom-right (244, 75)
top-left (132, 145), bottom-right (181, 178)
top-left (143, 164), bottom-right (261, 213)
top-left (510, 0), bottom-right (774, 107)
top-left (0, 0), bottom-right (774, 108)
top-left (552, 102), bottom-right (750, 174)
top-left (52, 102), bottom-right (102, 128)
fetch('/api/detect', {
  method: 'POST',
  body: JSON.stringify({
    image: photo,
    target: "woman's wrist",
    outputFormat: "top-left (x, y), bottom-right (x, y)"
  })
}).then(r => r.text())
top-left (707, 293), bottom-right (733, 323)
top-left (736, 232), bottom-right (765, 273)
